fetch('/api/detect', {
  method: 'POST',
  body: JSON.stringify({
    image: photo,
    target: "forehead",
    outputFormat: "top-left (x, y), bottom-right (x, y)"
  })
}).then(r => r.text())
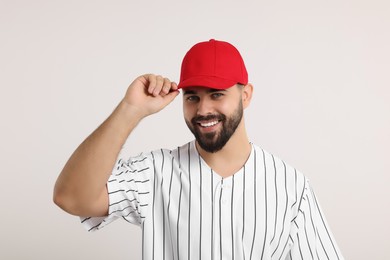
top-left (182, 86), bottom-right (230, 95)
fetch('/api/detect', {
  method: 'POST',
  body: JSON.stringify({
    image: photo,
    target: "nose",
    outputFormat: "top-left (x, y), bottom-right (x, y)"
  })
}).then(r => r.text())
top-left (196, 97), bottom-right (213, 116)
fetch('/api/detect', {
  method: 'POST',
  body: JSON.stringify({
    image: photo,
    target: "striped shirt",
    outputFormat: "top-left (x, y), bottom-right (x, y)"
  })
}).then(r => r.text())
top-left (81, 141), bottom-right (344, 260)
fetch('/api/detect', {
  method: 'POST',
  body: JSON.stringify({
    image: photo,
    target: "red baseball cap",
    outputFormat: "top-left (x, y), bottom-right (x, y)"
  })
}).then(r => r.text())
top-left (177, 39), bottom-right (248, 90)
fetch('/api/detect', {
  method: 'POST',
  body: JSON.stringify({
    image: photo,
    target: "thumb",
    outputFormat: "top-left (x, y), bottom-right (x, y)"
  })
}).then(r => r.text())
top-left (161, 90), bottom-right (180, 106)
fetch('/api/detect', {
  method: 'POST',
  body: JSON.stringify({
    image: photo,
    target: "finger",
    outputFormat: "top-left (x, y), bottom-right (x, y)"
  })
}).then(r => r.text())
top-left (161, 77), bottom-right (172, 96)
top-left (152, 75), bottom-right (164, 96)
top-left (171, 81), bottom-right (178, 91)
top-left (147, 74), bottom-right (157, 95)
top-left (161, 89), bottom-right (180, 106)
top-left (136, 74), bottom-right (149, 86)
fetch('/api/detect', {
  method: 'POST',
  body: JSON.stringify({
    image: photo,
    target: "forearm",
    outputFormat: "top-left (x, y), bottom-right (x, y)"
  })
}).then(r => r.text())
top-left (53, 100), bottom-right (143, 215)
top-left (54, 74), bottom-right (179, 216)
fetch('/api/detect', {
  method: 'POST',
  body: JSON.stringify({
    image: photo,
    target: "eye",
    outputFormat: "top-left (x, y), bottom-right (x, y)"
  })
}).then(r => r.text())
top-left (211, 92), bottom-right (224, 99)
top-left (186, 95), bottom-right (199, 102)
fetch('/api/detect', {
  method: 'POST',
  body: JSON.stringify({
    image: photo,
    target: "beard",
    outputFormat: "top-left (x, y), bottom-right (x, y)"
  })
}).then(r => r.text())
top-left (185, 100), bottom-right (243, 153)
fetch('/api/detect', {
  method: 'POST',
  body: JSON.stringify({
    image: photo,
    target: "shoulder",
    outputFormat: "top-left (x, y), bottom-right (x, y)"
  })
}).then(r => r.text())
top-left (251, 144), bottom-right (298, 170)
top-left (147, 141), bottom-right (193, 161)
top-left (115, 141), bottom-right (193, 172)
top-left (251, 143), bottom-right (307, 186)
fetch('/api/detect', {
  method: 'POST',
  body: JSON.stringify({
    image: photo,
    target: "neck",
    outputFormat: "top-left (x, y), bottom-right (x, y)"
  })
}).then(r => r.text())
top-left (196, 120), bottom-right (251, 178)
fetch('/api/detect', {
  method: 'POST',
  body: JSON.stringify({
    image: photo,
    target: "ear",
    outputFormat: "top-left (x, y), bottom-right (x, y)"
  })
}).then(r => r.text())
top-left (241, 83), bottom-right (253, 109)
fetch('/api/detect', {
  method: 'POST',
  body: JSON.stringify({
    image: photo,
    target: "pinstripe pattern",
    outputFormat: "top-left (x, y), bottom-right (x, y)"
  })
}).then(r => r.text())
top-left (198, 154), bottom-right (203, 260)
top-left (81, 141), bottom-right (344, 260)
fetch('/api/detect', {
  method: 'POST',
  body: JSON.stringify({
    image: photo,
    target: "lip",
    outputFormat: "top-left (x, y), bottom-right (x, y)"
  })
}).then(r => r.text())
top-left (196, 120), bottom-right (222, 132)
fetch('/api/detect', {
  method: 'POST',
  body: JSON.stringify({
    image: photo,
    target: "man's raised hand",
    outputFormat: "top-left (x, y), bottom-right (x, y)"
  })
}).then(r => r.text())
top-left (122, 74), bottom-right (180, 119)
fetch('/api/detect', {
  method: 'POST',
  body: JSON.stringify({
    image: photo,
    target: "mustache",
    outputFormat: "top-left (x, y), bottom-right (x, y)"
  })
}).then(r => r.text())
top-left (191, 114), bottom-right (226, 124)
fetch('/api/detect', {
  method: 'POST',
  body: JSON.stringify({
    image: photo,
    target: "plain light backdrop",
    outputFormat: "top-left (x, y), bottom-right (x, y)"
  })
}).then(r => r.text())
top-left (1, 0), bottom-right (389, 259)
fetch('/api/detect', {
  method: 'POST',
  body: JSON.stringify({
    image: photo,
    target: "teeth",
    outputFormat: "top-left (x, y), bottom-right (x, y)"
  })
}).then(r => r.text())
top-left (200, 121), bottom-right (219, 127)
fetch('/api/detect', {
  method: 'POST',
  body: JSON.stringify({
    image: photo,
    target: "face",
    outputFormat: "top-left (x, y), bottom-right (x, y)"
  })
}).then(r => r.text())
top-left (183, 85), bottom-right (244, 153)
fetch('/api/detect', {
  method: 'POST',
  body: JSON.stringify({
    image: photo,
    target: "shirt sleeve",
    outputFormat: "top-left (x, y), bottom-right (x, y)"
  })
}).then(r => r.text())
top-left (287, 180), bottom-right (344, 260)
top-left (80, 153), bottom-right (154, 232)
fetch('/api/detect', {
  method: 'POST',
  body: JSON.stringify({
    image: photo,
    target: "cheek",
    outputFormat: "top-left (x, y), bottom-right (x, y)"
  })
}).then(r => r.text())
top-left (183, 104), bottom-right (194, 120)
top-left (219, 99), bottom-right (238, 115)
top-left (219, 102), bottom-right (232, 112)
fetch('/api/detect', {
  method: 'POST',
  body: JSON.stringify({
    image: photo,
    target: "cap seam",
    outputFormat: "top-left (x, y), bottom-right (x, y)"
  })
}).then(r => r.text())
top-left (213, 40), bottom-right (217, 75)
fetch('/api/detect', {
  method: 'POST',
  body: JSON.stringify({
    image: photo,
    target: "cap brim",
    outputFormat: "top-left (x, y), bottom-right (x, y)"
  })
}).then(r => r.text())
top-left (177, 76), bottom-right (239, 90)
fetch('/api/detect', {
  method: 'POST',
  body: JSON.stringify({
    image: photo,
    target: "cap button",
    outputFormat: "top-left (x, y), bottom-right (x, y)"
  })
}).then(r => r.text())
top-left (209, 39), bottom-right (215, 42)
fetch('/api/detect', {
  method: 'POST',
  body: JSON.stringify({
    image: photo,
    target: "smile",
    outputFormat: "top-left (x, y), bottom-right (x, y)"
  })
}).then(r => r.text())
top-left (198, 120), bottom-right (220, 128)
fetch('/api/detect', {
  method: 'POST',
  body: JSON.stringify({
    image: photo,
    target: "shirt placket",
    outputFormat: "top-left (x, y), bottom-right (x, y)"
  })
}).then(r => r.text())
top-left (213, 177), bottom-right (233, 260)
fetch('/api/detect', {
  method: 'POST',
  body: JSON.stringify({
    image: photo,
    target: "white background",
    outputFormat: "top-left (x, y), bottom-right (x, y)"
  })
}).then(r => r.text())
top-left (1, 0), bottom-right (389, 259)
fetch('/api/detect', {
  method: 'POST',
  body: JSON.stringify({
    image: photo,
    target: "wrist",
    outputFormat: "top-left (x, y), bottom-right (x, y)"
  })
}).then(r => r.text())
top-left (116, 100), bottom-right (146, 125)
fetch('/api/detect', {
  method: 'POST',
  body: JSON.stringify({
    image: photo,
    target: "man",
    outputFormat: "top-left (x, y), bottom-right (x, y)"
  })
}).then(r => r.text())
top-left (54, 39), bottom-right (344, 260)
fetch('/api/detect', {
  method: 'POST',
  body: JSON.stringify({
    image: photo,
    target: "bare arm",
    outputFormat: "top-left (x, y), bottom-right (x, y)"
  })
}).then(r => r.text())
top-left (53, 74), bottom-right (179, 217)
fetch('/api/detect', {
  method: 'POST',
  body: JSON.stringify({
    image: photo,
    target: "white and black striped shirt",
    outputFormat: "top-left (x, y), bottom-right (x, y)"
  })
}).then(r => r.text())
top-left (82, 141), bottom-right (343, 260)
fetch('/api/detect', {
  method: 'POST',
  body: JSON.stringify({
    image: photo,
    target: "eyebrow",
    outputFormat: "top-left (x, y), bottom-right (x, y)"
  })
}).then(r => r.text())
top-left (183, 88), bottom-right (227, 95)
